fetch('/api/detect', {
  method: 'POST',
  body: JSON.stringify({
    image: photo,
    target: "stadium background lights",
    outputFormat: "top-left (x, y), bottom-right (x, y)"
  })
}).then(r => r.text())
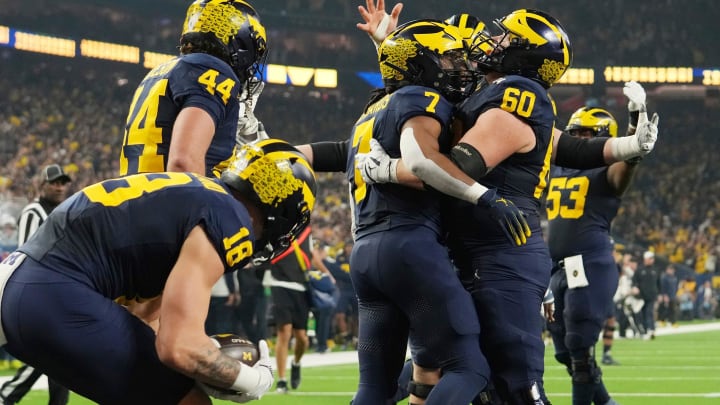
top-left (14, 31), bottom-right (75, 58)
top-left (1, 24), bottom-right (720, 89)
top-left (80, 39), bottom-right (140, 64)
top-left (0, 25), bottom-right (10, 45)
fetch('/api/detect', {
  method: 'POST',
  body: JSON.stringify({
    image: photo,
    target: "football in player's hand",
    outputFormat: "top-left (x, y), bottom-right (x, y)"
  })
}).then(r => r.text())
top-left (210, 334), bottom-right (259, 366)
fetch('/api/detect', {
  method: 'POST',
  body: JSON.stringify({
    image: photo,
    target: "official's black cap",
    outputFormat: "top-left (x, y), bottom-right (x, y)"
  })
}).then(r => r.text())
top-left (42, 164), bottom-right (71, 184)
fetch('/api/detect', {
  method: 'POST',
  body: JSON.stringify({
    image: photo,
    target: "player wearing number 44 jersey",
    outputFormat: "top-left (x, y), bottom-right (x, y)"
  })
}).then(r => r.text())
top-left (120, 0), bottom-right (267, 178)
top-left (0, 140), bottom-right (317, 404)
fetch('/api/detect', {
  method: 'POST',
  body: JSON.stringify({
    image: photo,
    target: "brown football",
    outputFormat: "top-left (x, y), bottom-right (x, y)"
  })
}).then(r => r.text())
top-left (211, 334), bottom-right (259, 366)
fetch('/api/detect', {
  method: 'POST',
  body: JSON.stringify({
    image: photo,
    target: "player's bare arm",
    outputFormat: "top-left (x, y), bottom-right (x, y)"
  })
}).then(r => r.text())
top-left (168, 107), bottom-right (216, 174)
top-left (156, 225), bottom-right (242, 389)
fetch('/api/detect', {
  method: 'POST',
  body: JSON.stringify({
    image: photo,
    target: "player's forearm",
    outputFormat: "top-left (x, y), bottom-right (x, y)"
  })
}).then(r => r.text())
top-left (157, 335), bottom-right (242, 389)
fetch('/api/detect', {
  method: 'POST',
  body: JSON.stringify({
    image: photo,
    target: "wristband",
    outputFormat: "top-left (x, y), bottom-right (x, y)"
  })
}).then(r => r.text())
top-left (628, 110), bottom-right (639, 128)
top-left (371, 13), bottom-right (391, 44)
top-left (387, 158), bottom-right (399, 183)
top-left (469, 183), bottom-right (490, 204)
top-left (230, 363), bottom-right (261, 393)
top-left (610, 135), bottom-right (642, 161)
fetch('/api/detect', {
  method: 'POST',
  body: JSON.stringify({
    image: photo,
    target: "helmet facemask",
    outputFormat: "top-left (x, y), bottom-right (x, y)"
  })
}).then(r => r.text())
top-left (470, 9), bottom-right (572, 88)
top-left (432, 50), bottom-right (479, 103)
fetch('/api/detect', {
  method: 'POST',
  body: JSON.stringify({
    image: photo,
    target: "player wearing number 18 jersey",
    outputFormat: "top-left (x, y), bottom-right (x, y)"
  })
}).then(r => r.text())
top-left (0, 141), bottom-right (316, 404)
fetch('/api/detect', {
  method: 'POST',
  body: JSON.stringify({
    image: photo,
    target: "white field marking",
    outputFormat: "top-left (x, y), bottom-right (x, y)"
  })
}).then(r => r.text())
top-left (544, 376), bottom-right (720, 381)
top-left (548, 392), bottom-right (720, 398)
top-left (264, 391), bottom-right (357, 396)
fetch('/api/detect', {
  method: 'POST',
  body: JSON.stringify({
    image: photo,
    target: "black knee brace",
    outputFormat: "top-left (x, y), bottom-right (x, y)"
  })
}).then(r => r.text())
top-left (603, 323), bottom-right (616, 340)
top-left (571, 347), bottom-right (602, 384)
top-left (408, 380), bottom-right (435, 399)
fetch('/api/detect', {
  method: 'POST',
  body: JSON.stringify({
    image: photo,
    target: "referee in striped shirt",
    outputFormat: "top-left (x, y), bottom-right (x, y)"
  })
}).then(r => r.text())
top-left (1, 164), bottom-right (71, 405)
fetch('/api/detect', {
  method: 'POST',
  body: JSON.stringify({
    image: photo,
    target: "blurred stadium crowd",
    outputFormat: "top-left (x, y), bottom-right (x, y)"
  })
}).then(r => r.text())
top-left (1, 0), bottom-right (719, 319)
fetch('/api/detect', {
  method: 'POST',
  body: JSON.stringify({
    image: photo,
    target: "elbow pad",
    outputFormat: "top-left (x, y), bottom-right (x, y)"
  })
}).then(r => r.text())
top-left (450, 143), bottom-right (489, 181)
top-left (555, 135), bottom-right (608, 169)
top-left (309, 141), bottom-right (349, 172)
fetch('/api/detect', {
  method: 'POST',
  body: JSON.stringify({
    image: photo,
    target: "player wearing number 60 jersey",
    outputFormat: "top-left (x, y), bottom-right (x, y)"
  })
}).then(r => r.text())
top-left (0, 140), bottom-right (316, 404)
top-left (119, 0), bottom-right (268, 178)
top-left (442, 10), bottom-right (572, 404)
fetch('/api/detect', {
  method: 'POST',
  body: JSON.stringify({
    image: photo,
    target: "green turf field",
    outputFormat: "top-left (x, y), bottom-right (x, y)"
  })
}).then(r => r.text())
top-left (7, 326), bottom-right (720, 404)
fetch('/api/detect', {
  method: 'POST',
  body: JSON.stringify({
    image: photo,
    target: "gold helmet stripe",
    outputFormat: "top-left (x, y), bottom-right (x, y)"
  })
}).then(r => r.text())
top-left (503, 10), bottom-right (571, 65)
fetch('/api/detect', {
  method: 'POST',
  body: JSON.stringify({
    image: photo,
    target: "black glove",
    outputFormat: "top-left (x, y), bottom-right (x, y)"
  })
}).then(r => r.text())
top-left (477, 189), bottom-right (531, 246)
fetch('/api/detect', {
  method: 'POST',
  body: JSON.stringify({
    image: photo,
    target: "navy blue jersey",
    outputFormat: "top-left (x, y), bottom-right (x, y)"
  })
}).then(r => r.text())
top-left (546, 165), bottom-right (620, 260)
top-left (119, 53), bottom-right (242, 178)
top-left (446, 75), bottom-right (556, 247)
top-left (18, 172), bottom-right (255, 304)
top-left (346, 86), bottom-right (455, 238)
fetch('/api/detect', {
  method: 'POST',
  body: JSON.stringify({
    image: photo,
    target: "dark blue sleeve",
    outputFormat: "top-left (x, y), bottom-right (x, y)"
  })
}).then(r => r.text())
top-left (457, 76), bottom-right (554, 132)
top-left (197, 186), bottom-right (255, 274)
top-left (168, 54), bottom-right (242, 127)
top-left (389, 86), bottom-right (455, 134)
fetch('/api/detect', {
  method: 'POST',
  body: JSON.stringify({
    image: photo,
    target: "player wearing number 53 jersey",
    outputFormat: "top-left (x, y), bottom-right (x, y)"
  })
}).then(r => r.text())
top-left (120, 0), bottom-right (267, 178)
top-left (0, 140), bottom-right (316, 404)
top-left (546, 103), bottom-right (650, 405)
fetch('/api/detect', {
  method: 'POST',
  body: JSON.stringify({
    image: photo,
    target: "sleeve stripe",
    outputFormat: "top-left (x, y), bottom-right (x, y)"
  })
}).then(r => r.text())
top-left (16, 203), bottom-right (48, 246)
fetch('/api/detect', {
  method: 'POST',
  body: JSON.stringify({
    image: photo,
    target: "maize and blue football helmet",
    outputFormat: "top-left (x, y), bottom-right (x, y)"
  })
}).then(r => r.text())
top-left (378, 19), bottom-right (479, 102)
top-left (565, 107), bottom-right (618, 138)
top-left (221, 139), bottom-right (317, 260)
top-left (181, 0), bottom-right (268, 83)
top-left (470, 9), bottom-right (572, 88)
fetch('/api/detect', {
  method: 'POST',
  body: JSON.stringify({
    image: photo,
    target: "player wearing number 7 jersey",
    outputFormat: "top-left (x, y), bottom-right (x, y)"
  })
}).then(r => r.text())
top-left (119, 0), bottom-right (267, 178)
top-left (345, 20), bottom-right (498, 405)
top-left (0, 141), bottom-right (316, 404)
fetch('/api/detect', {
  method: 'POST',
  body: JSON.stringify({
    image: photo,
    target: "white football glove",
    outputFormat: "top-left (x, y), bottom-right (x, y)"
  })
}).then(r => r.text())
top-left (239, 77), bottom-right (265, 117)
top-left (610, 110), bottom-right (659, 161)
top-left (356, 138), bottom-right (398, 184)
top-left (635, 111), bottom-right (660, 154)
top-left (197, 340), bottom-right (274, 403)
top-left (623, 81), bottom-right (646, 113)
top-left (236, 78), bottom-right (268, 145)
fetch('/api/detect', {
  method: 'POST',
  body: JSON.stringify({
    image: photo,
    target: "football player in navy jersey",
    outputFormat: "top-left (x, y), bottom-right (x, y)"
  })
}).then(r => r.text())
top-left (343, 19), bottom-right (531, 405)
top-left (119, 0), bottom-right (267, 178)
top-left (356, 8), bottom-right (658, 403)
top-left (431, 11), bottom-right (573, 403)
top-left (545, 83), bottom-right (653, 405)
top-left (0, 140), bottom-right (316, 405)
